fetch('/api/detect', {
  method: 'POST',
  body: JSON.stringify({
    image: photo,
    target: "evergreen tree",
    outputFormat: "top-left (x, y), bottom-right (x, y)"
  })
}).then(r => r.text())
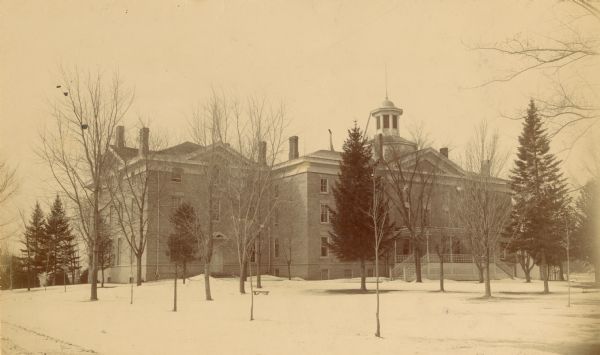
top-left (20, 202), bottom-right (45, 290)
top-left (168, 202), bottom-right (199, 311)
top-left (26, 202), bottom-right (49, 284)
top-left (506, 100), bottom-right (569, 293)
top-left (572, 180), bottom-right (599, 285)
top-left (44, 195), bottom-right (75, 285)
top-left (329, 124), bottom-right (394, 291)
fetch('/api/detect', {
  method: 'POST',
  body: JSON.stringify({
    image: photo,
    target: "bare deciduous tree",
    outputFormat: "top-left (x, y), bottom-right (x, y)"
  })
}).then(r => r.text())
top-left (0, 157), bottom-right (18, 209)
top-left (188, 90), bottom-right (232, 301)
top-left (473, 1), bottom-right (600, 143)
top-left (454, 121), bottom-right (511, 298)
top-left (368, 166), bottom-right (395, 338)
top-left (224, 97), bottom-right (286, 297)
top-left (275, 182), bottom-right (303, 280)
top-left (39, 68), bottom-right (133, 300)
top-left (106, 124), bottom-right (167, 287)
top-left (380, 124), bottom-right (437, 282)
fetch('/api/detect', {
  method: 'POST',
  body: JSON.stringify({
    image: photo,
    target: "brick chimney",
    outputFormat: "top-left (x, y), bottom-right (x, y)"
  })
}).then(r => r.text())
top-left (440, 147), bottom-right (448, 158)
top-left (289, 136), bottom-right (299, 160)
top-left (259, 141), bottom-right (267, 165)
top-left (139, 127), bottom-right (149, 157)
top-left (116, 126), bottom-right (125, 149)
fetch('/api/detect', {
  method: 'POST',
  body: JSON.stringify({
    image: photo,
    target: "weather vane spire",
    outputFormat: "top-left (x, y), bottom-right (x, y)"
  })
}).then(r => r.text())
top-left (385, 62), bottom-right (388, 100)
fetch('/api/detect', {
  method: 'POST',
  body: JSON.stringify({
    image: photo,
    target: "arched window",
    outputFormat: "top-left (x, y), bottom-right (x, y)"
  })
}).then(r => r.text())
top-left (392, 115), bottom-right (398, 129)
top-left (383, 115), bottom-right (390, 128)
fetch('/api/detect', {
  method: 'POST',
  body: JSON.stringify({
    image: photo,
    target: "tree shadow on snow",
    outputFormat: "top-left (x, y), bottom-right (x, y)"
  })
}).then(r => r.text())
top-left (427, 290), bottom-right (476, 294)
top-left (306, 289), bottom-right (404, 295)
top-left (467, 295), bottom-right (536, 302)
top-left (497, 291), bottom-right (552, 296)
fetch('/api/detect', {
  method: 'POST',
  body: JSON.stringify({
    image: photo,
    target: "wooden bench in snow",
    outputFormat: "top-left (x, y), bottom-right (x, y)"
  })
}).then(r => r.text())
top-left (253, 290), bottom-right (270, 295)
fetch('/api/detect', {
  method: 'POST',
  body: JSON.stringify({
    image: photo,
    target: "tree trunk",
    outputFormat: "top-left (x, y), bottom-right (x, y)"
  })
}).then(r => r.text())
top-left (558, 263), bottom-right (565, 281)
top-left (476, 262), bottom-right (484, 283)
top-left (239, 259), bottom-right (247, 294)
top-left (360, 259), bottom-right (367, 292)
top-left (136, 253), bottom-right (143, 286)
top-left (182, 261), bottom-right (186, 285)
top-left (256, 237), bottom-right (262, 289)
top-left (375, 251), bottom-right (380, 337)
top-left (173, 264), bottom-right (178, 312)
top-left (51, 250), bottom-right (56, 286)
top-left (249, 259), bottom-right (254, 321)
top-left (524, 266), bottom-right (531, 283)
top-left (287, 261), bottom-right (291, 280)
top-left (439, 257), bottom-right (444, 292)
top-left (484, 248), bottom-right (491, 297)
top-left (414, 246), bottom-right (422, 283)
top-left (101, 268), bottom-right (105, 288)
top-left (204, 261), bottom-right (213, 301)
top-left (90, 192), bottom-right (99, 301)
top-left (26, 262), bottom-right (31, 291)
top-left (541, 252), bottom-right (549, 294)
top-left (204, 234), bottom-right (214, 301)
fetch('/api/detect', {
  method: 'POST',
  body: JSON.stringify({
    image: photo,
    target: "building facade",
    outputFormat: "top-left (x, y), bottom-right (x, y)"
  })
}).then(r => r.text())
top-left (103, 97), bottom-right (515, 283)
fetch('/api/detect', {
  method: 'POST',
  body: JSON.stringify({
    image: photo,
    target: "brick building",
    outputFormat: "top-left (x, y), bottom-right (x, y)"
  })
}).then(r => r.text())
top-left (103, 97), bottom-right (514, 283)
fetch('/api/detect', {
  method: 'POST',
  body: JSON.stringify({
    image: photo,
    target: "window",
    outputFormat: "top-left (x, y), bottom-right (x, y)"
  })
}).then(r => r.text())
top-left (344, 269), bottom-right (352, 279)
top-left (392, 115), bottom-right (398, 129)
top-left (403, 239), bottom-right (410, 254)
top-left (274, 268), bottom-right (280, 277)
top-left (383, 115), bottom-right (389, 128)
top-left (376, 116), bottom-right (381, 129)
top-left (320, 269), bottom-right (329, 280)
top-left (320, 178), bottom-right (328, 193)
top-left (320, 204), bottom-right (329, 223)
top-left (273, 210), bottom-right (279, 226)
top-left (453, 242), bottom-right (462, 254)
top-left (274, 238), bottom-right (280, 258)
top-left (211, 198), bottom-right (220, 222)
top-left (171, 196), bottom-right (182, 213)
top-left (321, 237), bottom-right (328, 257)
top-left (171, 168), bottom-right (182, 183)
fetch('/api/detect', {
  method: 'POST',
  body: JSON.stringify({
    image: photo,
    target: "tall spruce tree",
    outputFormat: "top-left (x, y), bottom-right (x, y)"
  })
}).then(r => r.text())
top-left (506, 100), bottom-right (569, 293)
top-left (44, 195), bottom-right (74, 285)
top-left (20, 202), bottom-right (44, 290)
top-left (28, 202), bottom-right (52, 284)
top-left (329, 124), bottom-right (393, 291)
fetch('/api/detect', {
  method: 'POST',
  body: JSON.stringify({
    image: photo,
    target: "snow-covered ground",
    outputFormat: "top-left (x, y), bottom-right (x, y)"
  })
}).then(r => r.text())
top-left (1, 275), bottom-right (599, 355)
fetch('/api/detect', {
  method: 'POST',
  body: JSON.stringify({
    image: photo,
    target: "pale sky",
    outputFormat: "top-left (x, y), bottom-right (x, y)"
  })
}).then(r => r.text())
top-left (1, 0), bottom-right (599, 247)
